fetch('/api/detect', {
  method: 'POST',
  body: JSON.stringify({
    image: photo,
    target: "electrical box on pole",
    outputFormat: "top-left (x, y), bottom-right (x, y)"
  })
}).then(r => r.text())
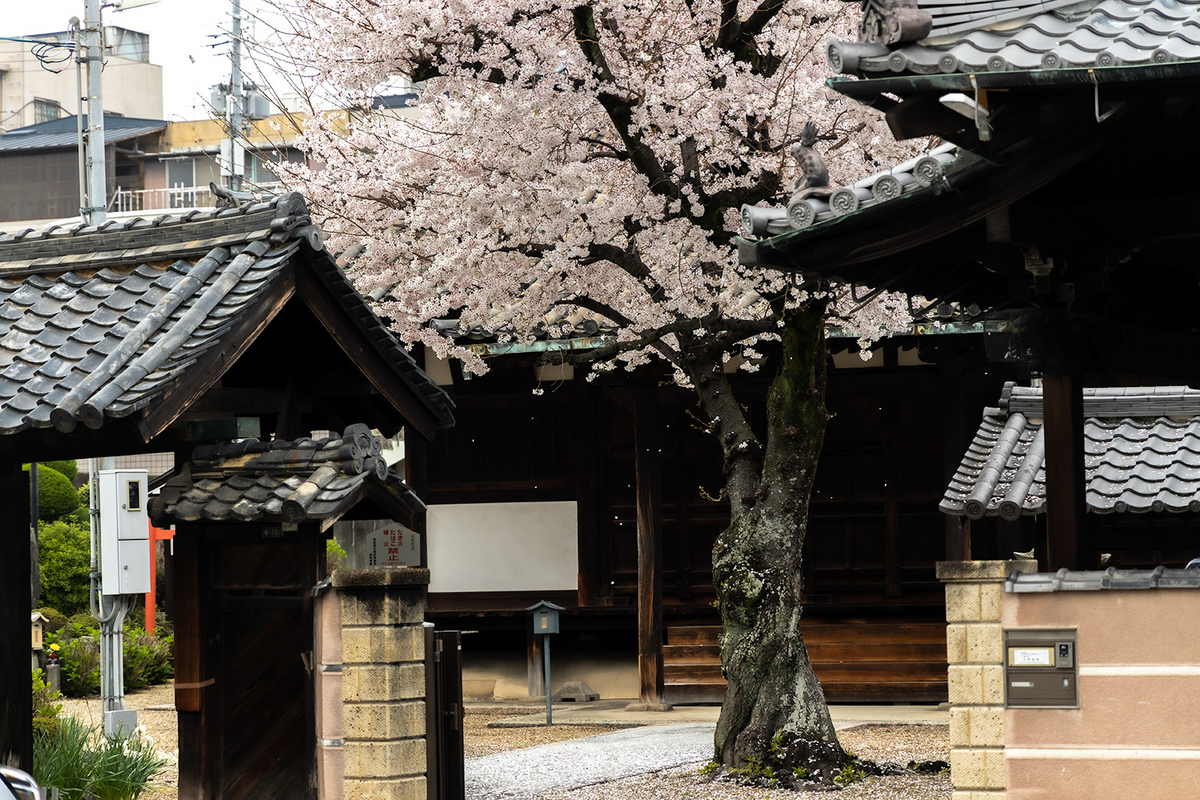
top-left (98, 469), bottom-right (151, 596)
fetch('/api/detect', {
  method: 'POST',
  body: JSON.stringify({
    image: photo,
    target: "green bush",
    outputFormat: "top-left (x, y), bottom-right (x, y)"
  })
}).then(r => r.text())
top-left (67, 612), bottom-right (96, 634)
top-left (48, 619), bottom-right (174, 698)
top-left (43, 459), bottom-right (79, 484)
top-left (35, 606), bottom-right (68, 636)
top-left (58, 634), bottom-right (101, 697)
top-left (122, 629), bottom-right (174, 692)
top-left (38, 520), bottom-right (92, 617)
top-left (27, 464), bottom-right (82, 521)
top-left (32, 716), bottom-right (93, 800)
top-left (32, 668), bottom-right (63, 740)
top-left (32, 717), bottom-right (165, 800)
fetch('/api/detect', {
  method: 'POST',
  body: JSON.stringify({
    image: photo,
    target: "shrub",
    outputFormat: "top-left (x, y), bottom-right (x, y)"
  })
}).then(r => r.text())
top-left (32, 717), bottom-right (165, 800)
top-left (67, 612), bottom-right (97, 635)
top-left (48, 619), bottom-right (174, 697)
top-left (35, 606), bottom-right (68, 636)
top-left (327, 537), bottom-right (348, 572)
top-left (39, 520), bottom-right (92, 616)
top-left (27, 464), bottom-right (82, 521)
top-left (32, 668), bottom-right (63, 740)
top-left (43, 459), bottom-right (78, 484)
top-left (122, 629), bottom-right (174, 692)
top-left (32, 716), bottom-right (94, 800)
top-left (58, 634), bottom-right (101, 697)
top-left (91, 727), bottom-right (166, 800)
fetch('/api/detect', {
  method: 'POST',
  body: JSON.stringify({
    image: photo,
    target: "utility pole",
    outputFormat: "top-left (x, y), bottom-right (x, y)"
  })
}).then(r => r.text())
top-left (227, 0), bottom-right (245, 191)
top-left (81, 0), bottom-right (107, 225)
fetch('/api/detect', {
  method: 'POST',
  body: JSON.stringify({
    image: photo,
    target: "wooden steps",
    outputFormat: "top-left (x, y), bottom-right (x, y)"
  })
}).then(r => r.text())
top-left (663, 621), bottom-right (948, 705)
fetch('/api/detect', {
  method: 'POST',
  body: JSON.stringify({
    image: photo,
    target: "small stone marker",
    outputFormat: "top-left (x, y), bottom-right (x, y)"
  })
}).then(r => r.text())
top-left (552, 681), bottom-right (600, 702)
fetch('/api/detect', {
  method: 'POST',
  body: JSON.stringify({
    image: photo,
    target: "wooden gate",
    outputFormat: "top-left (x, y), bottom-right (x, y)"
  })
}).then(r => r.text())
top-left (425, 629), bottom-right (464, 800)
top-left (220, 595), bottom-right (310, 800)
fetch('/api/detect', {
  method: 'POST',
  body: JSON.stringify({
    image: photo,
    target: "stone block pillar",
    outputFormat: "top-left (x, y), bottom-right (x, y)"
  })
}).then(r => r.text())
top-left (936, 559), bottom-right (1035, 800)
top-left (332, 568), bottom-right (431, 800)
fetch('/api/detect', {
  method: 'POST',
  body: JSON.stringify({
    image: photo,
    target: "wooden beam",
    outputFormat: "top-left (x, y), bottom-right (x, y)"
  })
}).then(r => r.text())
top-left (634, 387), bottom-right (664, 704)
top-left (139, 274), bottom-right (296, 441)
top-left (0, 466), bottom-right (31, 771)
top-left (296, 267), bottom-right (443, 440)
top-left (1042, 374), bottom-right (1086, 570)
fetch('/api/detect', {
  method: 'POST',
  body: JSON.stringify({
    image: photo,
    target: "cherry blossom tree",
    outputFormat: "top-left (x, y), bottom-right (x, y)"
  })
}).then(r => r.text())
top-left (264, 0), bottom-right (915, 781)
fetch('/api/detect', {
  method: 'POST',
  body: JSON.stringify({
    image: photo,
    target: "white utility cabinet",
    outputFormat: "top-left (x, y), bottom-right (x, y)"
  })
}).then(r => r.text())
top-left (99, 469), bottom-right (151, 596)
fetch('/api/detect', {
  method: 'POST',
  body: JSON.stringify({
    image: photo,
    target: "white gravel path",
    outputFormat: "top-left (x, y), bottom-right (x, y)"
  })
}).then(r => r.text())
top-left (465, 723), bottom-right (715, 800)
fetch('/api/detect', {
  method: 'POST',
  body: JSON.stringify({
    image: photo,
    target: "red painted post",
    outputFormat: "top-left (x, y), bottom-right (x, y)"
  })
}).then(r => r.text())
top-left (145, 525), bottom-right (175, 635)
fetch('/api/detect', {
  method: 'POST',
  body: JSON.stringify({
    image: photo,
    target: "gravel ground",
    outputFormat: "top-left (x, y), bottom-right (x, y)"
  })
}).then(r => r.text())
top-left (485, 724), bottom-right (950, 800)
top-left (59, 690), bottom-right (949, 800)
top-left (465, 707), bottom-right (626, 758)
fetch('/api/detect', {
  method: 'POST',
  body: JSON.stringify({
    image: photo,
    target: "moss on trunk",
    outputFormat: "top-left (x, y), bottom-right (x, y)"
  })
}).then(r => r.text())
top-left (710, 305), bottom-right (844, 784)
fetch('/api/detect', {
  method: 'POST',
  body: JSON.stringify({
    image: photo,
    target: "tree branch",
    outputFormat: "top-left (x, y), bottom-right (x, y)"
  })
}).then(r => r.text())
top-left (572, 5), bottom-right (683, 201)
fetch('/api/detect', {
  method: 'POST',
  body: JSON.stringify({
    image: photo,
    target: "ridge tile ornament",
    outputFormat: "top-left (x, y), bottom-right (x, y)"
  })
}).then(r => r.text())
top-left (860, 0), bottom-right (934, 45)
top-left (740, 141), bottom-right (960, 237)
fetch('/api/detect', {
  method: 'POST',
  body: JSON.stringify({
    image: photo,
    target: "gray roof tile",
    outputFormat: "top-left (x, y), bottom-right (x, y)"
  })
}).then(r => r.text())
top-left (832, 0), bottom-right (1200, 77)
top-left (942, 381), bottom-right (1200, 518)
top-left (1006, 566), bottom-right (1200, 591)
top-left (0, 194), bottom-right (453, 436)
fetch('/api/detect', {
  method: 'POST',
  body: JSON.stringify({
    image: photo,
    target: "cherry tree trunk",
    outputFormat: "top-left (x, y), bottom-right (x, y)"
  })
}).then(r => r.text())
top-left (711, 307), bottom-right (843, 780)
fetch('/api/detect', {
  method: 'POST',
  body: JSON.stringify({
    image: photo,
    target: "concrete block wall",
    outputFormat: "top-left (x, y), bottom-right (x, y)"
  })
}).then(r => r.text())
top-left (937, 559), bottom-right (1036, 800)
top-left (322, 568), bottom-right (431, 800)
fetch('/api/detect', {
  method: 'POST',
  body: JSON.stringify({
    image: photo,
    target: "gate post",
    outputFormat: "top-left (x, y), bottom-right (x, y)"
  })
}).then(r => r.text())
top-left (937, 559), bottom-right (1035, 799)
top-left (332, 568), bottom-right (431, 800)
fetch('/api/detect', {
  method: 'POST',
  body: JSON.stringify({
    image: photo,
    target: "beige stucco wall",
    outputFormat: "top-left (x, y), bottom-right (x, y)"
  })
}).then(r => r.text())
top-left (1002, 589), bottom-right (1200, 800)
top-left (0, 40), bottom-right (162, 131)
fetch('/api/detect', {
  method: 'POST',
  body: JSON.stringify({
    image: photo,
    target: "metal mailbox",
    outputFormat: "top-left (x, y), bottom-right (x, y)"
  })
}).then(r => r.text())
top-left (527, 600), bottom-right (563, 635)
top-left (1004, 629), bottom-right (1078, 708)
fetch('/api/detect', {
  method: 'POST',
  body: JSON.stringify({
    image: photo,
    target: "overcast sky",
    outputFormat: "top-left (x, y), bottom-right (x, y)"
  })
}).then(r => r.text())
top-left (4, 0), bottom-right (275, 121)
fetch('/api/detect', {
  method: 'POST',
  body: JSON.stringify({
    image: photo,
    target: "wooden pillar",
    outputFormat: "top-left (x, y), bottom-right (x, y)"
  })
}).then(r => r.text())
top-left (574, 382), bottom-right (601, 607)
top-left (526, 629), bottom-right (545, 697)
top-left (404, 429), bottom-right (429, 568)
top-left (942, 367), bottom-right (972, 561)
top-left (634, 387), bottom-right (664, 704)
top-left (0, 466), bottom-right (32, 771)
top-left (174, 527), bottom-right (217, 800)
top-left (1042, 374), bottom-right (1086, 570)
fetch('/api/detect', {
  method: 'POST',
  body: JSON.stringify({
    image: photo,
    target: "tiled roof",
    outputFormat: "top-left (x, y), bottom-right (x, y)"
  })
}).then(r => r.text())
top-left (830, 0), bottom-right (1200, 78)
top-left (0, 193), bottom-right (453, 439)
top-left (941, 382), bottom-right (1200, 518)
top-left (153, 424), bottom-right (421, 525)
top-left (0, 116), bottom-right (166, 152)
top-left (740, 143), bottom-right (964, 237)
top-left (1006, 567), bottom-right (1200, 591)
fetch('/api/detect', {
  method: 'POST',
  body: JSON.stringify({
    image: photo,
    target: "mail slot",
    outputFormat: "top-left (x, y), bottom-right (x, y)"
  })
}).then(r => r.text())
top-left (1004, 629), bottom-right (1078, 708)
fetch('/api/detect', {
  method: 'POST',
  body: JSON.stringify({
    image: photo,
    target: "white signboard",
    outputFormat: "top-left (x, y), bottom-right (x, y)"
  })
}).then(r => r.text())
top-left (1009, 647), bottom-right (1053, 667)
top-left (365, 525), bottom-right (420, 567)
top-left (428, 501), bottom-right (578, 593)
top-left (334, 520), bottom-right (421, 568)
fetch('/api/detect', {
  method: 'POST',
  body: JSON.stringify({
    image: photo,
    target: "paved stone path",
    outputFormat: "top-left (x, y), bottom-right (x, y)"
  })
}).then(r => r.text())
top-left (465, 722), bottom-right (715, 800)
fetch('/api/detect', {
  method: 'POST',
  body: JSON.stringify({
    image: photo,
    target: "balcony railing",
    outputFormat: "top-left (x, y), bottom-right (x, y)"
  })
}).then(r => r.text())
top-left (109, 183), bottom-right (286, 214)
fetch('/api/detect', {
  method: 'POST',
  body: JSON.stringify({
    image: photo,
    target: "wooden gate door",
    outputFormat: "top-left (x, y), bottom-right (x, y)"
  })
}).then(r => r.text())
top-left (219, 594), bottom-right (311, 800)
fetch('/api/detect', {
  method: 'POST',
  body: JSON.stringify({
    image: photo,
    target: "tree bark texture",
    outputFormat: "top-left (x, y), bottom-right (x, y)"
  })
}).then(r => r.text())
top-left (708, 307), bottom-right (844, 780)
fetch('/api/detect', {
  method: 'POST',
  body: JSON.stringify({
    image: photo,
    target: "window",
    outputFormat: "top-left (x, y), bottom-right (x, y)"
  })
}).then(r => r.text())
top-left (33, 99), bottom-right (61, 125)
